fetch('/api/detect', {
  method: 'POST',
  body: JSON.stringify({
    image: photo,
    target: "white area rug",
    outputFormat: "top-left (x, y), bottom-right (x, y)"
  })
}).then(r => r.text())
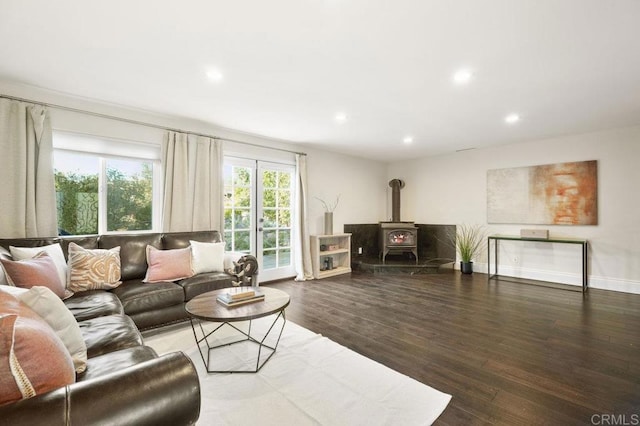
top-left (144, 318), bottom-right (451, 425)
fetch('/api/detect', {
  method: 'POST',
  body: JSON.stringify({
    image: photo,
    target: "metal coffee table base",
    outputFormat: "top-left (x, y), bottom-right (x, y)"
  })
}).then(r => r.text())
top-left (189, 311), bottom-right (286, 373)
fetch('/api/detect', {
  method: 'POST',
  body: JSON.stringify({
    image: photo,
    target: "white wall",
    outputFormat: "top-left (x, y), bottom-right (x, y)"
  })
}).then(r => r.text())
top-left (388, 126), bottom-right (640, 294)
top-left (0, 80), bottom-right (387, 237)
top-left (303, 147), bottom-right (387, 235)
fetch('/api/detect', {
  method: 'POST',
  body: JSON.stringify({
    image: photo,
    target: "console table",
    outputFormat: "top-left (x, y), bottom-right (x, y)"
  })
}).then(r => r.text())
top-left (487, 235), bottom-right (588, 292)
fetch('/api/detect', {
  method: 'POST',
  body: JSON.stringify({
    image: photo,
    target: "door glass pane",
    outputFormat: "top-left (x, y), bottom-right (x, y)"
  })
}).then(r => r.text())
top-left (263, 189), bottom-right (276, 208)
top-left (278, 230), bottom-right (290, 247)
top-left (278, 210), bottom-right (291, 228)
top-left (233, 209), bottom-right (251, 228)
top-left (278, 249), bottom-right (291, 268)
top-left (234, 230), bottom-right (251, 252)
top-left (263, 230), bottom-right (277, 249)
top-left (263, 209), bottom-right (277, 227)
top-left (262, 249), bottom-right (276, 269)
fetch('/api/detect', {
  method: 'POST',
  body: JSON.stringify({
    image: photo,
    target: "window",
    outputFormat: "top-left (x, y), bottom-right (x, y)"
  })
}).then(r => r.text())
top-left (53, 132), bottom-right (161, 235)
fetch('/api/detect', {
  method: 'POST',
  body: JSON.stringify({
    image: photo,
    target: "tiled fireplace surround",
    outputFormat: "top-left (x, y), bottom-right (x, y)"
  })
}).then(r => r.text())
top-left (344, 224), bottom-right (456, 272)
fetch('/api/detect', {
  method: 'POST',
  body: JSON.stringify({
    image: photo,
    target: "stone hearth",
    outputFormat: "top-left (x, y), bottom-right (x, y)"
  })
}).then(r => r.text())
top-left (344, 223), bottom-right (456, 275)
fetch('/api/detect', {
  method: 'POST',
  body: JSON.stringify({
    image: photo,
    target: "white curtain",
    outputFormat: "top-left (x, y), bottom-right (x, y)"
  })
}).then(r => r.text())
top-left (161, 131), bottom-right (223, 232)
top-left (294, 154), bottom-right (313, 281)
top-left (0, 99), bottom-right (58, 238)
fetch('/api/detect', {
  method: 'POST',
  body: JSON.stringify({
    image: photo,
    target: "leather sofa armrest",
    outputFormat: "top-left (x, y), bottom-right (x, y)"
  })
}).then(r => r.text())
top-left (0, 351), bottom-right (201, 426)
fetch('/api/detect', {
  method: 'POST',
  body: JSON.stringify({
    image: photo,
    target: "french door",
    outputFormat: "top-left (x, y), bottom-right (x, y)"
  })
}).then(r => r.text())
top-left (223, 158), bottom-right (296, 282)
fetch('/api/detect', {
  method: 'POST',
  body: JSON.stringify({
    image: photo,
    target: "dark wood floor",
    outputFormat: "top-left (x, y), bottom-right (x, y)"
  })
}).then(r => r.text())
top-left (266, 271), bottom-right (640, 425)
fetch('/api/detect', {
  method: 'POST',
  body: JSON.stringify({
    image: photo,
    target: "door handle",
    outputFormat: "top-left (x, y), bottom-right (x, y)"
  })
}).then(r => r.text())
top-left (258, 227), bottom-right (263, 232)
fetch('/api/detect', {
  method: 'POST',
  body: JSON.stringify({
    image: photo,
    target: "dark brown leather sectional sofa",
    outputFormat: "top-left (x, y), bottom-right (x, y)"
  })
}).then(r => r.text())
top-left (0, 230), bottom-right (258, 331)
top-left (0, 230), bottom-right (259, 425)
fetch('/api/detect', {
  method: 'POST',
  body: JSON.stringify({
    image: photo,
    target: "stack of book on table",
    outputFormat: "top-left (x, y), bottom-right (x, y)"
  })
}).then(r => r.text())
top-left (216, 288), bottom-right (265, 307)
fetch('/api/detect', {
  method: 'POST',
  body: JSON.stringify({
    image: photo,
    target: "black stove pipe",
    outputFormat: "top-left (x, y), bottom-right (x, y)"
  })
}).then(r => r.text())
top-left (389, 179), bottom-right (405, 222)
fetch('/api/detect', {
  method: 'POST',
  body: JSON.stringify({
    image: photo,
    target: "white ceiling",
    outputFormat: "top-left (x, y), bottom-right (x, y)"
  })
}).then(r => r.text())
top-left (1, 0), bottom-right (640, 162)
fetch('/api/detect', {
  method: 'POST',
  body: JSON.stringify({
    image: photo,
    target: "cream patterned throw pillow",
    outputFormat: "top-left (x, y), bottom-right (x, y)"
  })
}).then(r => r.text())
top-left (67, 243), bottom-right (122, 292)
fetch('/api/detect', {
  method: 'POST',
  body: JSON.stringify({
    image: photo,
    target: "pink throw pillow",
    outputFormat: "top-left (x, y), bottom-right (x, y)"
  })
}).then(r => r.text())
top-left (0, 292), bottom-right (75, 406)
top-left (0, 252), bottom-right (66, 299)
top-left (143, 246), bottom-right (194, 283)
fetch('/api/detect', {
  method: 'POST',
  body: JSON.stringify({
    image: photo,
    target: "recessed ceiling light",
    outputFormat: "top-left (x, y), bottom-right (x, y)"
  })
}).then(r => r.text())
top-left (206, 69), bottom-right (223, 82)
top-left (403, 136), bottom-right (413, 144)
top-left (335, 113), bottom-right (347, 123)
top-left (453, 68), bottom-right (473, 85)
top-left (505, 113), bottom-right (520, 124)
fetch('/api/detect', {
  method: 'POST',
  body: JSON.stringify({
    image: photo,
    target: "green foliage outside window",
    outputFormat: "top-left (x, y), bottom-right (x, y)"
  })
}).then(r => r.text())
top-left (55, 162), bottom-right (153, 235)
top-left (55, 171), bottom-right (99, 234)
top-left (106, 165), bottom-right (153, 232)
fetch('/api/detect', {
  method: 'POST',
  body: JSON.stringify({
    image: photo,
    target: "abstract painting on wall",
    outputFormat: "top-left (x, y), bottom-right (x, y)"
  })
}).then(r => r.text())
top-left (487, 160), bottom-right (598, 225)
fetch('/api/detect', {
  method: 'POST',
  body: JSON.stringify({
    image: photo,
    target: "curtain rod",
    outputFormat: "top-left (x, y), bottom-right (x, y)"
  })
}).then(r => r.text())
top-left (0, 93), bottom-right (307, 157)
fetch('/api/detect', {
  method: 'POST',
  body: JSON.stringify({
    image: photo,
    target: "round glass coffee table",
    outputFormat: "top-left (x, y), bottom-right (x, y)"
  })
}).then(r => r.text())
top-left (185, 286), bottom-right (290, 373)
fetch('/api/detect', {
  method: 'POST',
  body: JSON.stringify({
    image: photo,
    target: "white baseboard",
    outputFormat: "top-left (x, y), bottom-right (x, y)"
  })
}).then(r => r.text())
top-left (471, 263), bottom-right (640, 295)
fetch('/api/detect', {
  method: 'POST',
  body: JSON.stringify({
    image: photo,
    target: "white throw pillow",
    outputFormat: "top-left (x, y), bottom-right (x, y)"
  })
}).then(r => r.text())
top-left (10, 243), bottom-right (68, 290)
top-left (190, 240), bottom-right (225, 274)
top-left (0, 285), bottom-right (87, 373)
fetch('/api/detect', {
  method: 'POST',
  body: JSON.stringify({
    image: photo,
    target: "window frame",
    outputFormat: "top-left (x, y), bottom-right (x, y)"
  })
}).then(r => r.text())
top-left (53, 132), bottom-right (162, 235)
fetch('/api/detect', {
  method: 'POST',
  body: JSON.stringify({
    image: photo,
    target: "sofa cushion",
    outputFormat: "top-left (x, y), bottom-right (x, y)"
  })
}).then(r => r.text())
top-left (9, 243), bottom-right (68, 293)
top-left (78, 314), bottom-right (143, 358)
top-left (78, 346), bottom-right (158, 382)
top-left (63, 290), bottom-right (124, 321)
top-left (10, 286), bottom-right (87, 374)
top-left (143, 246), bottom-right (193, 283)
top-left (1, 252), bottom-right (67, 299)
top-left (0, 237), bottom-right (59, 252)
top-left (99, 233), bottom-right (162, 281)
top-left (111, 279), bottom-right (185, 315)
top-left (162, 230), bottom-right (222, 249)
top-left (59, 235), bottom-right (99, 259)
top-left (178, 271), bottom-right (234, 301)
top-left (0, 292), bottom-right (75, 406)
top-left (67, 243), bottom-right (122, 292)
top-left (128, 304), bottom-right (189, 331)
top-left (190, 240), bottom-right (225, 274)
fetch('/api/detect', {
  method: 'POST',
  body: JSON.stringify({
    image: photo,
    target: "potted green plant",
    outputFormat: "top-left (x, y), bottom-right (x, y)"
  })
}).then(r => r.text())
top-left (448, 224), bottom-right (487, 274)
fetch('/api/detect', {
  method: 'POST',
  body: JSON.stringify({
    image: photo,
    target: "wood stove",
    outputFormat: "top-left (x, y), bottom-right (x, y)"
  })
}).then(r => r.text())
top-left (380, 222), bottom-right (418, 263)
top-left (380, 179), bottom-right (418, 264)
